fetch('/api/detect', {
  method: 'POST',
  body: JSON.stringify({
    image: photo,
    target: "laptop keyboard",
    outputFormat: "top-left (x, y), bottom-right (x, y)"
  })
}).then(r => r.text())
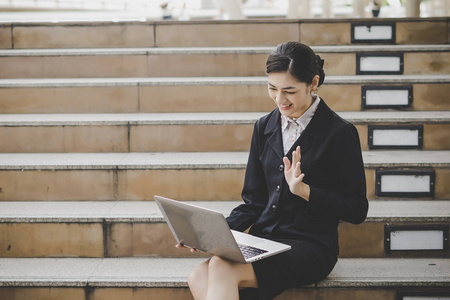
top-left (238, 244), bottom-right (268, 259)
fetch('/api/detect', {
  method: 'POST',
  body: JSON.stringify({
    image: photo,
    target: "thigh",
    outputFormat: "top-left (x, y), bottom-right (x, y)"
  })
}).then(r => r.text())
top-left (250, 239), bottom-right (337, 299)
top-left (208, 256), bottom-right (258, 289)
top-left (234, 260), bottom-right (259, 288)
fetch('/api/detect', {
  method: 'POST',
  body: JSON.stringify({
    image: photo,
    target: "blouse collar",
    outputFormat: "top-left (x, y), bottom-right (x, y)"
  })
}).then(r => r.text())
top-left (281, 94), bottom-right (321, 133)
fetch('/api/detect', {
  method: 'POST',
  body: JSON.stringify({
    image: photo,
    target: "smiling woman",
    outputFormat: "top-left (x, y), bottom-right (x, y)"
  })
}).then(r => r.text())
top-left (266, 42), bottom-right (325, 119)
top-left (180, 42), bottom-right (368, 300)
top-left (268, 72), bottom-right (317, 119)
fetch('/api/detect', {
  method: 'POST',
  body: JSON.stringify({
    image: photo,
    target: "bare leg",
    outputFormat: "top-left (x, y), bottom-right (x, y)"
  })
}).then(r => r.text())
top-left (206, 256), bottom-right (258, 300)
top-left (188, 256), bottom-right (258, 300)
top-left (188, 260), bottom-right (210, 300)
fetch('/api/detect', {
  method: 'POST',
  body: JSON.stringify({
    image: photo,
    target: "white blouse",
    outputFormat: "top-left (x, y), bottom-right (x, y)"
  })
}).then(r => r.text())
top-left (281, 94), bottom-right (321, 155)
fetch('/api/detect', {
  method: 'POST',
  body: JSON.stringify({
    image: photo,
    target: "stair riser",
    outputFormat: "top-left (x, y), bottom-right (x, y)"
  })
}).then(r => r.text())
top-left (0, 169), bottom-right (244, 201)
top-left (1, 52), bottom-right (448, 79)
top-left (0, 287), bottom-right (441, 300)
top-left (0, 27), bottom-right (11, 49)
top-left (12, 25), bottom-right (155, 49)
top-left (0, 86), bottom-right (140, 114)
top-left (1, 221), bottom-right (448, 258)
top-left (1, 82), bottom-right (448, 113)
top-left (0, 287), bottom-right (194, 300)
top-left (0, 123), bottom-right (448, 153)
top-left (0, 169), bottom-right (448, 201)
top-left (338, 222), bottom-right (450, 258)
top-left (302, 21), bottom-right (448, 46)
top-left (0, 223), bottom-right (104, 257)
top-left (1, 283), bottom-right (450, 300)
top-left (0, 125), bottom-right (251, 153)
top-left (1, 20), bottom-right (447, 49)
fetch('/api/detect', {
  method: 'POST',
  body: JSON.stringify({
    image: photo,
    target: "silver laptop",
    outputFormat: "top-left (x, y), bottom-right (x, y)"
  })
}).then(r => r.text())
top-left (154, 195), bottom-right (291, 263)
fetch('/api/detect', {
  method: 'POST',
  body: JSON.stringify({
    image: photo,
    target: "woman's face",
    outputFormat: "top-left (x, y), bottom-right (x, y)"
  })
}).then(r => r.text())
top-left (267, 71), bottom-right (318, 119)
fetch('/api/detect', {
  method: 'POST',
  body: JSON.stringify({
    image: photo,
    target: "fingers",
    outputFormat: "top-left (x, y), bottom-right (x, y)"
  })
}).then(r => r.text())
top-left (176, 243), bottom-right (197, 252)
top-left (294, 161), bottom-right (302, 177)
top-left (292, 146), bottom-right (302, 176)
top-left (283, 156), bottom-right (291, 171)
top-left (285, 146), bottom-right (305, 182)
top-left (292, 146), bottom-right (301, 166)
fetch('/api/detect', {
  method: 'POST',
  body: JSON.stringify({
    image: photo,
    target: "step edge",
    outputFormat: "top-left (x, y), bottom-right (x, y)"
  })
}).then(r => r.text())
top-left (0, 111), bottom-right (449, 126)
top-left (1, 75), bottom-right (449, 87)
top-left (0, 44), bottom-right (448, 56)
top-left (0, 151), bottom-right (449, 170)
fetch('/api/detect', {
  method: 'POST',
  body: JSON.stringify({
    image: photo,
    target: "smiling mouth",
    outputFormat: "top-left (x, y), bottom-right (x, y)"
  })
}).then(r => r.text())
top-left (280, 104), bottom-right (292, 110)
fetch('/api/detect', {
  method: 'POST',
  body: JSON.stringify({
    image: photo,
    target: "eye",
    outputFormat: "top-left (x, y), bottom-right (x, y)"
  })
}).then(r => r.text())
top-left (286, 91), bottom-right (297, 95)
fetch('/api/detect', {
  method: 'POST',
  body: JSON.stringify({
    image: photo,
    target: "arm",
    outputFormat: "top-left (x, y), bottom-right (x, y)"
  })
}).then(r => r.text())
top-left (226, 122), bottom-right (268, 231)
top-left (284, 125), bottom-right (368, 224)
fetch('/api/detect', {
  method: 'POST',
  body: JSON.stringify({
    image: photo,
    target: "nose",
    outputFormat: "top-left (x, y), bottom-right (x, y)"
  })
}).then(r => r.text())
top-left (275, 91), bottom-right (286, 104)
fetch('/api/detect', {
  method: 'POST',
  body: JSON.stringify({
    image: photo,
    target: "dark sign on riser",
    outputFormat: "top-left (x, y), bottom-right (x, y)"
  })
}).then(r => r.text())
top-left (385, 224), bottom-right (449, 253)
top-left (397, 290), bottom-right (450, 300)
top-left (376, 169), bottom-right (435, 198)
top-left (351, 22), bottom-right (396, 44)
top-left (362, 85), bottom-right (413, 109)
top-left (357, 52), bottom-right (404, 75)
top-left (368, 125), bottom-right (423, 150)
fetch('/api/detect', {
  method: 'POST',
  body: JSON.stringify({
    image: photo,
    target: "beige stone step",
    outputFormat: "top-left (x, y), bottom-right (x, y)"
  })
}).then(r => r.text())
top-left (1, 18), bottom-right (448, 49)
top-left (0, 75), bottom-right (449, 113)
top-left (0, 151), bottom-right (448, 201)
top-left (0, 200), bottom-right (448, 258)
top-left (0, 257), bottom-right (449, 300)
top-left (0, 45), bottom-right (448, 78)
top-left (0, 111), bottom-right (448, 153)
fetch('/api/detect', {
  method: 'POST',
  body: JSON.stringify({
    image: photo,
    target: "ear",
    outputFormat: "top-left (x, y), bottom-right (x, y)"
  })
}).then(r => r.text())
top-left (310, 75), bottom-right (320, 92)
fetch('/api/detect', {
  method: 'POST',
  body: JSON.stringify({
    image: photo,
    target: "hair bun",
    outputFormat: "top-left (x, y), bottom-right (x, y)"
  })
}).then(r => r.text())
top-left (316, 55), bottom-right (324, 69)
top-left (316, 55), bottom-right (325, 86)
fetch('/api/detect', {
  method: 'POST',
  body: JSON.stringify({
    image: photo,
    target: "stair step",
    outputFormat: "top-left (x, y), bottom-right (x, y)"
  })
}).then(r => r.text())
top-left (0, 151), bottom-right (448, 201)
top-left (1, 18), bottom-right (448, 48)
top-left (0, 200), bottom-right (448, 258)
top-left (0, 111), bottom-right (448, 152)
top-left (1, 74), bottom-right (448, 113)
top-left (0, 151), bottom-right (448, 170)
top-left (1, 45), bottom-right (448, 78)
top-left (1, 200), bottom-right (449, 223)
top-left (0, 258), bottom-right (449, 300)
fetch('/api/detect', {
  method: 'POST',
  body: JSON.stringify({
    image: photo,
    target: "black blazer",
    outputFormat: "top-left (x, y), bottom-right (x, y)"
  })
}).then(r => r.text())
top-left (226, 99), bottom-right (369, 255)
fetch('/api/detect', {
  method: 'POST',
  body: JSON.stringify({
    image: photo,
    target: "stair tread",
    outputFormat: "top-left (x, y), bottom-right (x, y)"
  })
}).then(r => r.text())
top-left (0, 44), bottom-right (448, 56)
top-left (0, 111), bottom-right (449, 126)
top-left (1, 74), bottom-right (449, 87)
top-left (0, 151), bottom-right (448, 170)
top-left (0, 200), bottom-right (449, 223)
top-left (0, 257), bottom-right (448, 288)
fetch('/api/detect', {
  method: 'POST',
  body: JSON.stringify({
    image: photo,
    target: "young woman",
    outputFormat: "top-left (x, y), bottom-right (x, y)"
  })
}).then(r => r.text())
top-left (178, 41), bottom-right (369, 300)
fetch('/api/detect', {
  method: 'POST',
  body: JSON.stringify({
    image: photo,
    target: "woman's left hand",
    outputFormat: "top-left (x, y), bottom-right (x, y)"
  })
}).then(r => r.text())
top-left (283, 146), bottom-right (310, 201)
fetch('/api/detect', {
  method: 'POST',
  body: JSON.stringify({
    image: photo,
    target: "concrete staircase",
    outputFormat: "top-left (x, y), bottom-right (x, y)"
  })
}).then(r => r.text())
top-left (0, 17), bottom-right (449, 299)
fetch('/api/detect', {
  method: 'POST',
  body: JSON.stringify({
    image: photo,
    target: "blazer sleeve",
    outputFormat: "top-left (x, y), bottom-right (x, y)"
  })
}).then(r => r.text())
top-left (226, 122), bottom-right (268, 231)
top-left (306, 124), bottom-right (368, 224)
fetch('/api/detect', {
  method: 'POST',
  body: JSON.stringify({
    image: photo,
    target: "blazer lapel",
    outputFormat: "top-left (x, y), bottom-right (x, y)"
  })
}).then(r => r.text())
top-left (264, 109), bottom-right (284, 161)
top-left (290, 100), bottom-right (333, 171)
top-left (263, 100), bottom-right (333, 163)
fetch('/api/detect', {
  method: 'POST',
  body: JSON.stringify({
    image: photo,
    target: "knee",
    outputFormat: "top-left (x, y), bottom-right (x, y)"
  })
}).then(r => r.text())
top-left (207, 256), bottom-right (235, 280)
top-left (188, 263), bottom-right (207, 289)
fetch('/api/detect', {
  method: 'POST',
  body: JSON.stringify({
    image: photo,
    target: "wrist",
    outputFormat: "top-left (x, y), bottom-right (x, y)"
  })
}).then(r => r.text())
top-left (297, 183), bottom-right (310, 202)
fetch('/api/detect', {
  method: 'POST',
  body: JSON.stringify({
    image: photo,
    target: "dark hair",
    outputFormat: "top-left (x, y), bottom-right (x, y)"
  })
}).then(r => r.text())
top-left (266, 42), bottom-right (325, 87)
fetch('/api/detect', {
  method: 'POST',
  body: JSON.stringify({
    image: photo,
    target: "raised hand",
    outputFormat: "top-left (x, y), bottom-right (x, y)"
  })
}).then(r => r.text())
top-left (283, 146), bottom-right (310, 201)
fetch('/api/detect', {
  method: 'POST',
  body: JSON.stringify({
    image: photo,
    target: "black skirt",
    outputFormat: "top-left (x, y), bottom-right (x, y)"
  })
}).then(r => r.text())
top-left (239, 238), bottom-right (337, 300)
